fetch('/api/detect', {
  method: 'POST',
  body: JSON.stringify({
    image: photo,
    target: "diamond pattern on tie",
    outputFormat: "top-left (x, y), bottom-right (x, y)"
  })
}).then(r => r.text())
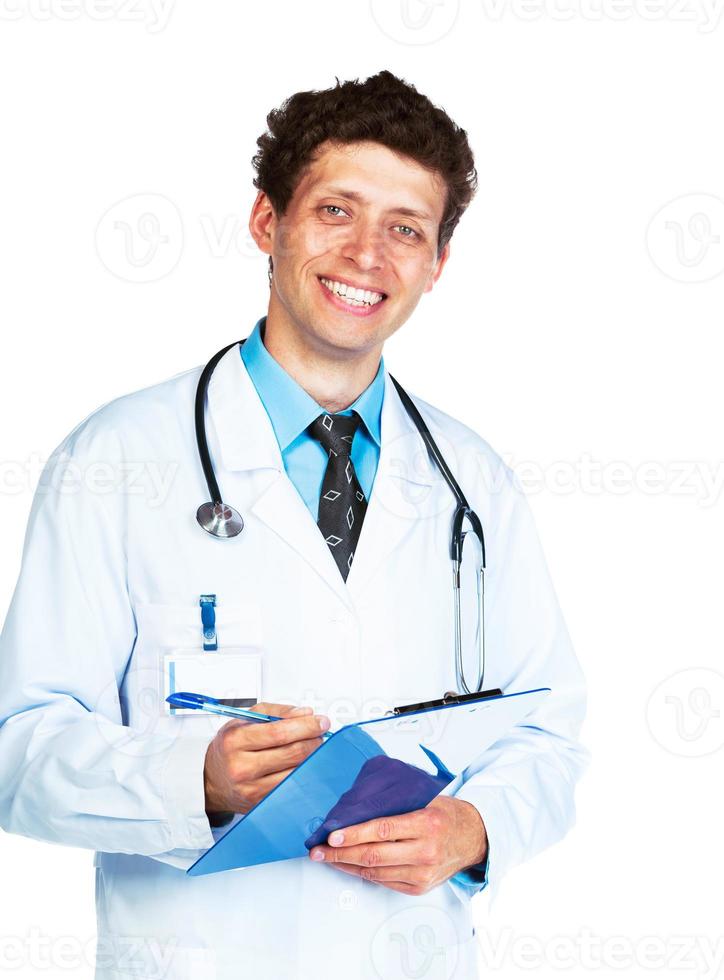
top-left (308, 410), bottom-right (368, 582)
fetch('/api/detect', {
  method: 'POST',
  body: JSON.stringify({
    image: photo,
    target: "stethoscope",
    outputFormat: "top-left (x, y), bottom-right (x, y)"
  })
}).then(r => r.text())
top-left (194, 340), bottom-right (488, 696)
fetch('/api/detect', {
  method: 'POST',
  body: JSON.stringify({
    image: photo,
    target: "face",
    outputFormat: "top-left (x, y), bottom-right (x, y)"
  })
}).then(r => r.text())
top-left (249, 140), bottom-right (451, 361)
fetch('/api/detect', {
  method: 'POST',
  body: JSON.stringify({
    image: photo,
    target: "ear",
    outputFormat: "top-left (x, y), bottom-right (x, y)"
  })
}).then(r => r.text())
top-left (423, 241), bottom-right (451, 294)
top-left (248, 190), bottom-right (277, 259)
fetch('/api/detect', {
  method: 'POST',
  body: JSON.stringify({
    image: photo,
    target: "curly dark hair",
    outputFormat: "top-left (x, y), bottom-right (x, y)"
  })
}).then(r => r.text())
top-left (251, 70), bottom-right (478, 277)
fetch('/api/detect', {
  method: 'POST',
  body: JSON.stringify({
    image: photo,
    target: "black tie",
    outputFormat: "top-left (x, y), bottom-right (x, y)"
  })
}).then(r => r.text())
top-left (308, 411), bottom-right (368, 581)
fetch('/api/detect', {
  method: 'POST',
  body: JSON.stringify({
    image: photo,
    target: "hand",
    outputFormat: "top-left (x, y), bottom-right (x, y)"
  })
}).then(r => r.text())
top-left (307, 795), bottom-right (488, 895)
top-left (203, 702), bottom-right (330, 816)
top-left (304, 755), bottom-right (453, 850)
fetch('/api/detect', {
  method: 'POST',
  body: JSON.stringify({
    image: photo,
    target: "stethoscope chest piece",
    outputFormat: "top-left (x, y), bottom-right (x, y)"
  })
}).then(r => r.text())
top-left (196, 501), bottom-right (244, 538)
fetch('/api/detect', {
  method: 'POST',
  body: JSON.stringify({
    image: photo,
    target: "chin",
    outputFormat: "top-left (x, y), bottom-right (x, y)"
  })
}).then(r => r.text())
top-left (327, 323), bottom-right (382, 348)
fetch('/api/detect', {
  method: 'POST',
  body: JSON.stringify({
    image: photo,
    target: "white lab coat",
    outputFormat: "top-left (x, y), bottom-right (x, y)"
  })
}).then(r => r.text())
top-left (0, 343), bottom-right (589, 980)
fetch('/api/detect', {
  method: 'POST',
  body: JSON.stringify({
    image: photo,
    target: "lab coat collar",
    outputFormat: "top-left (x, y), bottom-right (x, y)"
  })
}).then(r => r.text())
top-left (205, 341), bottom-right (444, 606)
top-left (206, 340), bottom-right (436, 485)
top-left (205, 340), bottom-right (284, 474)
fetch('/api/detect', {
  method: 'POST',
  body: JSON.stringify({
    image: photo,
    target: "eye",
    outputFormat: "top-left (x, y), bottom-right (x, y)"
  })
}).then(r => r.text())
top-left (322, 205), bottom-right (349, 218)
top-left (395, 225), bottom-right (419, 239)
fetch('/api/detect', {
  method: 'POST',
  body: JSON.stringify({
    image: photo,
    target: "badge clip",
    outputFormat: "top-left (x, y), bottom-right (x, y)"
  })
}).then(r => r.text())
top-left (199, 594), bottom-right (218, 651)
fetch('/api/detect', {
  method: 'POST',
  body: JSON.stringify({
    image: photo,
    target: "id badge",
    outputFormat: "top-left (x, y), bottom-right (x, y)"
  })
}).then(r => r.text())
top-left (163, 649), bottom-right (262, 716)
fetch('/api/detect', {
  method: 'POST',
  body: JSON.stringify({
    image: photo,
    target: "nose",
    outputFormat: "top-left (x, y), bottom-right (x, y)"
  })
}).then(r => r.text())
top-left (340, 218), bottom-right (386, 271)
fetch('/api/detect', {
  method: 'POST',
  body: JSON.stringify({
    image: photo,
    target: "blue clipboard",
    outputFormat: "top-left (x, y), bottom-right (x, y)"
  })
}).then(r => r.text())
top-left (187, 686), bottom-right (550, 876)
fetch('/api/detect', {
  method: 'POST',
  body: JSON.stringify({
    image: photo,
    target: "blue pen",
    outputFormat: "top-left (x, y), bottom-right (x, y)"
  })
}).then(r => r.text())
top-left (166, 692), bottom-right (333, 738)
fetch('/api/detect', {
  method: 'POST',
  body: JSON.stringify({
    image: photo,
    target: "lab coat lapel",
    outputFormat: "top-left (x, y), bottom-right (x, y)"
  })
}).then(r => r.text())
top-left (250, 477), bottom-right (352, 608)
top-left (205, 344), bottom-right (352, 608)
top-left (346, 368), bottom-right (446, 598)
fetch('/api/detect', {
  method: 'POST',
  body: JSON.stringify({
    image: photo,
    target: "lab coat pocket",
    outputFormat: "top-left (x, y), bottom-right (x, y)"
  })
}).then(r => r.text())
top-left (124, 601), bottom-right (264, 731)
top-left (134, 600), bottom-right (263, 652)
top-left (95, 940), bottom-right (217, 980)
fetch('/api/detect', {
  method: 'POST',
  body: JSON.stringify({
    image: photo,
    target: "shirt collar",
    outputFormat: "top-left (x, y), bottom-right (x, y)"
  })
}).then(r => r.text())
top-left (240, 316), bottom-right (385, 452)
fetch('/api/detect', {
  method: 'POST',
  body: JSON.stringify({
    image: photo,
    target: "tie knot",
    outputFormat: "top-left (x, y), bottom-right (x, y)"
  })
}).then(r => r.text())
top-left (309, 411), bottom-right (362, 456)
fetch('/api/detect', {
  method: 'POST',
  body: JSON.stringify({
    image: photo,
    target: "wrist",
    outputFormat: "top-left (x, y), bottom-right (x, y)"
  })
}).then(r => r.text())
top-left (203, 744), bottom-right (228, 814)
top-left (457, 799), bottom-right (488, 870)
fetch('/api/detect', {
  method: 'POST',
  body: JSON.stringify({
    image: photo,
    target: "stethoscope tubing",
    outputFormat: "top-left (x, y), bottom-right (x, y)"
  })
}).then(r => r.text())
top-left (194, 340), bottom-right (239, 506)
top-left (194, 340), bottom-right (488, 693)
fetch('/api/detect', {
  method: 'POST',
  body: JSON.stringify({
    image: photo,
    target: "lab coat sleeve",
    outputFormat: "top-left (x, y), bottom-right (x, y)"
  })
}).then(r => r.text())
top-left (446, 461), bottom-right (589, 907)
top-left (0, 427), bottom-right (215, 868)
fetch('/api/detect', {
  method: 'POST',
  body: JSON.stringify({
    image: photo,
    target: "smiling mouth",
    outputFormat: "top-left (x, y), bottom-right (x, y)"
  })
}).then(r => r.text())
top-left (318, 276), bottom-right (387, 308)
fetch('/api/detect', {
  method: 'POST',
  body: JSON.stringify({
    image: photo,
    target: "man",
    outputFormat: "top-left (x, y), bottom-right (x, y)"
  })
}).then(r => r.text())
top-left (0, 71), bottom-right (588, 979)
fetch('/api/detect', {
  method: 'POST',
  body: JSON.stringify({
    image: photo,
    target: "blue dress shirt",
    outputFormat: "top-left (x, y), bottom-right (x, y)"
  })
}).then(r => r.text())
top-left (240, 316), bottom-right (488, 895)
top-left (241, 316), bottom-right (384, 520)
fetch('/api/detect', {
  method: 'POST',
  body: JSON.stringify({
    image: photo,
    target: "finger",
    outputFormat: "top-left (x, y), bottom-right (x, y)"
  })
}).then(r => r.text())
top-left (323, 810), bottom-right (427, 848)
top-left (312, 839), bottom-right (424, 868)
top-left (245, 714), bottom-right (331, 750)
top-left (223, 712), bottom-right (330, 751)
top-left (244, 735), bottom-right (325, 780)
top-left (326, 862), bottom-right (423, 887)
top-left (215, 705), bottom-right (311, 741)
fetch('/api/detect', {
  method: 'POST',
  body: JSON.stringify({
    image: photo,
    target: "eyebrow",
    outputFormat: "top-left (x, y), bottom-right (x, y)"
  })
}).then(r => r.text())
top-left (316, 186), bottom-right (434, 223)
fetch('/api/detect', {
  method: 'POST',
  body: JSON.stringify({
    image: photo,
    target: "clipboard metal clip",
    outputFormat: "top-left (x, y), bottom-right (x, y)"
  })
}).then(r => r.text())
top-left (389, 688), bottom-right (503, 716)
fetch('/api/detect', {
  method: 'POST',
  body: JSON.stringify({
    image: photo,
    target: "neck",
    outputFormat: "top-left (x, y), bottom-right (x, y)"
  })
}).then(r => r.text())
top-left (262, 305), bottom-right (382, 414)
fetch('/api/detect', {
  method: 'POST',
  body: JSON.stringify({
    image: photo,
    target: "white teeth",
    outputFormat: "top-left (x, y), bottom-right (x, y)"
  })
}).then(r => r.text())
top-left (320, 278), bottom-right (385, 306)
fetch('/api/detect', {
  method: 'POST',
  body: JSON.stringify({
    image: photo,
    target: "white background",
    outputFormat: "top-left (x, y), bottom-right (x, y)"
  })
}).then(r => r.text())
top-left (1, 1), bottom-right (723, 977)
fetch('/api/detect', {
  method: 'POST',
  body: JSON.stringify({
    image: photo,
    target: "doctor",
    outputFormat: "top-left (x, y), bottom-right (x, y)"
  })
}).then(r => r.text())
top-left (0, 70), bottom-right (588, 980)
